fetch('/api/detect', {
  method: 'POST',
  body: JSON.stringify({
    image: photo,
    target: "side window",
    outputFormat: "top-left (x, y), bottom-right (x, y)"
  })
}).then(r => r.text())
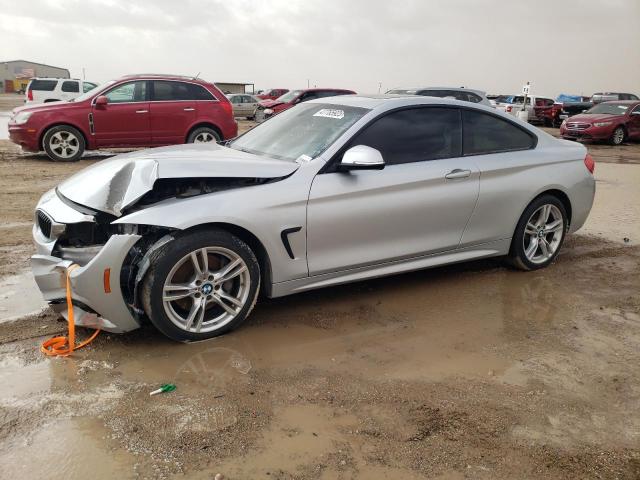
top-left (61, 81), bottom-right (79, 93)
top-left (151, 81), bottom-right (191, 101)
top-left (630, 94), bottom-right (639, 101)
top-left (105, 81), bottom-right (147, 103)
top-left (466, 93), bottom-right (482, 103)
top-left (229, 95), bottom-right (240, 104)
top-left (349, 107), bottom-right (462, 165)
top-left (29, 80), bottom-right (57, 91)
top-left (462, 109), bottom-right (534, 155)
top-left (631, 105), bottom-right (640, 114)
top-left (188, 84), bottom-right (215, 100)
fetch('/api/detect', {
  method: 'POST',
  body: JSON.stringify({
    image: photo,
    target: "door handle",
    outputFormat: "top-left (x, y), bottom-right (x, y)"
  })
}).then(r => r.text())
top-left (445, 169), bottom-right (472, 179)
top-left (183, 107), bottom-right (195, 111)
top-left (135, 109), bottom-right (148, 114)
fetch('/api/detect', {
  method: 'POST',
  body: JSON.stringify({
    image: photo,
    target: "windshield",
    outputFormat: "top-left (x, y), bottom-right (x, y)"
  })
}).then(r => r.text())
top-left (275, 90), bottom-right (302, 103)
top-left (71, 80), bottom-right (115, 102)
top-left (229, 103), bottom-right (369, 162)
top-left (585, 103), bottom-right (630, 115)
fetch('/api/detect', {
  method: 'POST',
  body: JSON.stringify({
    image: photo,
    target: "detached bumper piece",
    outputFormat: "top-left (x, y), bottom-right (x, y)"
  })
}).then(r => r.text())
top-left (31, 234), bottom-right (142, 333)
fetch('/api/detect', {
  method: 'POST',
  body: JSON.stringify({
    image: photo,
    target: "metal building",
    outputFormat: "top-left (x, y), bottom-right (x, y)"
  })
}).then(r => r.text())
top-left (0, 60), bottom-right (70, 93)
top-left (215, 82), bottom-right (255, 95)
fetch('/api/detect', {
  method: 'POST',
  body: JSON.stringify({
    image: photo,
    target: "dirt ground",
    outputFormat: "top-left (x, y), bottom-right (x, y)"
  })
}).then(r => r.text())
top-left (1, 93), bottom-right (640, 479)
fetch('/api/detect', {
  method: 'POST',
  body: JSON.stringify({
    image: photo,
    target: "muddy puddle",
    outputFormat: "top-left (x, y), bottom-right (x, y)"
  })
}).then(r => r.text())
top-left (4, 241), bottom-right (629, 478)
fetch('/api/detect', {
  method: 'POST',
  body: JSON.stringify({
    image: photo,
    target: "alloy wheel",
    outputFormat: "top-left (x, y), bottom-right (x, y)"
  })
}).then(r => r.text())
top-left (49, 131), bottom-right (80, 159)
top-left (612, 127), bottom-right (625, 145)
top-left (194, 131), bottom-right (215, 143)
top-left (162, 247), bottom-right (251, 333)
top-left (522, 204), bottom-right (564, 264)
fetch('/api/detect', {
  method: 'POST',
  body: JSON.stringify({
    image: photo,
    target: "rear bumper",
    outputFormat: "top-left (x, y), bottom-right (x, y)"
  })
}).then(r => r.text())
top-left (31, 232), bottom-right (142, 333)
top-left (8, 124), bottom-right (40, 151)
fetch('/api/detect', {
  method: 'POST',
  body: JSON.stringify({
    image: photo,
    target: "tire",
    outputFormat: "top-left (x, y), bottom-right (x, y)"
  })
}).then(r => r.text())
top-left (609, 126), bottom-right (625, 146)
top-left (141, 229), bottom-right (261, 342)
top-left (509, 195), bottom-right (568, 271)
top-left (187, 127), bottom-right (221, 144)
top-left (42, 125), bottom-right (85, 162)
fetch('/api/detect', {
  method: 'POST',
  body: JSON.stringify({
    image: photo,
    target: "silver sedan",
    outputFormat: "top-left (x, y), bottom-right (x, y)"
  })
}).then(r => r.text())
top-left (31, 95), bottom-right (595, 341)
top-left (227, 93), bottom-right (260, 119)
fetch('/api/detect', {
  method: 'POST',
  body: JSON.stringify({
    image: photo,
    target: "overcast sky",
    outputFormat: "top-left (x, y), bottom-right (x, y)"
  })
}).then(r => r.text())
top-left (0, 0), bottom-right (638, 96)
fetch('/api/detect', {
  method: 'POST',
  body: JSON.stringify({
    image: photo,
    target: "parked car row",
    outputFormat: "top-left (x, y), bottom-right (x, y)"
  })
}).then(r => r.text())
top-left (7, 74), bottom-right (640, 161)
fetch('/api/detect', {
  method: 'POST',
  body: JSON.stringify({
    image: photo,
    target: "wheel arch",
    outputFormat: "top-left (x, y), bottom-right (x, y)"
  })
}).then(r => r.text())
top-left (180, 222), bottom-right (273, 298)
top-left (514, 188), bottom-right (573, 243)
top-left (185, 122), bottom-right (223, 142)
top-left (39, 122), bottom-right (90, 151)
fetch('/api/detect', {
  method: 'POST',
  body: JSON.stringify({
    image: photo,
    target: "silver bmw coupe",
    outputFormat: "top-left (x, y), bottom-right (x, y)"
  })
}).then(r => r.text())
top-left (31, 95), bottom-right (595, 341)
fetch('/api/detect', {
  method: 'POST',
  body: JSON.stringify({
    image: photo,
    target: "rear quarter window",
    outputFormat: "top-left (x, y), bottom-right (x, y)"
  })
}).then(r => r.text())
top-left (462, 109), bottom-right (535, 155)
top-left (61, 81), bottom-right (79, 93)
top-left (29, 80), bottom-right (57, 91)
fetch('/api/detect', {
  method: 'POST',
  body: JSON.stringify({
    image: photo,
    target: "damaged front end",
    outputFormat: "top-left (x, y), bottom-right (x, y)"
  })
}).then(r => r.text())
top-left (31, 143), bottom-right (299, 333)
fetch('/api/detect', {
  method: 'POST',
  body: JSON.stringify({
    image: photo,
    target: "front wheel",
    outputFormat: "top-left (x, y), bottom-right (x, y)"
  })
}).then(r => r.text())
top-left (509, 195), bottom-right (567, 271)
top-left (141, 229), bottom-right (260, 342)
top-left (609, 126), bottom-right (625, 146)
top-left (43, 125), bottom-right (85, 162)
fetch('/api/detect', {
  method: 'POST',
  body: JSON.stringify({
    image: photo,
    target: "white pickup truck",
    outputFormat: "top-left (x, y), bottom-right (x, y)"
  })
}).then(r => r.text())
top-left (495, 95), bottom-right (554, 122)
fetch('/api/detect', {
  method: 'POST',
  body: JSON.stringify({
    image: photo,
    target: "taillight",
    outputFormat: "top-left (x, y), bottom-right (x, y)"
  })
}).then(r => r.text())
top-left (584, 153), bottom-right (595, 174)
top-left (506, 105), bottom-right (512, 112)
top-left (28, 89), bottom-right (33, 101)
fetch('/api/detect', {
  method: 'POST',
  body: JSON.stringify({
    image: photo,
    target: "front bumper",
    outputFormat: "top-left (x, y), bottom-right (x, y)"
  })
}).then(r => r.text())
top-left (31, 234), bottom-right (142, 333)
top-left (8, 124), bottom-right (40, 152)
top-left (31, 190), bottom-right (143, 333)
top-left (560, 125), bottom-right (612, 141)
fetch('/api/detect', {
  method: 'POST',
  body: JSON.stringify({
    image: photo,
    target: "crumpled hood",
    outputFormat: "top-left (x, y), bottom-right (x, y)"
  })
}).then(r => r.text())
top-left (57, 143), bottom-right (299, 216)
top-left (259, 99), bottom-right (284, 108)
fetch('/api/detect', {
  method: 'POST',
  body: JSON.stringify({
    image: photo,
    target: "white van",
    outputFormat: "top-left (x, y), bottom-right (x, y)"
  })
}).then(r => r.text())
top-left (25, 78), bottom-right (98, 104)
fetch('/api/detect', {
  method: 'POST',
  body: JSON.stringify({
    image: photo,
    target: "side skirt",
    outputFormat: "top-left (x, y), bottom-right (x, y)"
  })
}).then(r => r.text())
top-left (269, 238), bottom-right (511, 298)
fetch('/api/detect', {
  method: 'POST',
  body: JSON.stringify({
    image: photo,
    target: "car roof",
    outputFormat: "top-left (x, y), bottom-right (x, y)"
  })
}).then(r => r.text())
top-left (312, 94), bottom-right (493, 110)
top-left (292, 88), bottom-right (355, 93)
top-left (389, 86), bottom-right (487, 96)
top-left (599, 100), bottom-right (640, 105)
top-left (119, 74), bottom-right (209, 84)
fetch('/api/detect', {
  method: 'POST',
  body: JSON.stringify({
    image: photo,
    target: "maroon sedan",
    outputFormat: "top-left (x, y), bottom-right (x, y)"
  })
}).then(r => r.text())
top-left (560, 101), bottom-right (640, 145)
top-left (8, 74), bottom-right (237, 161)
top-left (255, 88), bottom-right (356, 122)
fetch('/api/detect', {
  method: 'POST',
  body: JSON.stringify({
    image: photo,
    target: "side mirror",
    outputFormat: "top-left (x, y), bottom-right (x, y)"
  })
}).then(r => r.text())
top-left (95, 95), bottom-right (108, 106)
top-left (338, 145), bottom-right (385, 171)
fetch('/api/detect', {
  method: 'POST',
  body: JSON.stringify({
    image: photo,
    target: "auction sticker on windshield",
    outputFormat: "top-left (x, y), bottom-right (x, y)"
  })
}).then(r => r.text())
top-left (313, 108), bottom-right (345, 119)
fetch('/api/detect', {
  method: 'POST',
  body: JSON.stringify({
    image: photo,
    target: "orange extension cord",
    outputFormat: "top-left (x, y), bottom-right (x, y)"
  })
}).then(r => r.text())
top-left (41, 264), bottom-right (101, 357)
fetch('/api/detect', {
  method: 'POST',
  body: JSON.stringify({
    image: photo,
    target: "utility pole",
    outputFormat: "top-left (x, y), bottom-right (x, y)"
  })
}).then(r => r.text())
top-left (82, 67), bottom-right (85, 80)
top-left (378, 82), bottom-right (382, 94)
top-left (307, 79), bottom-right (310, 88)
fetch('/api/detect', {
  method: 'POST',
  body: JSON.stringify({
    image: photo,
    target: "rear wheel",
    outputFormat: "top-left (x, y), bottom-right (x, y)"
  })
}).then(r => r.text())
top-left (43, 125), bottom-right (85, 162)
top-left (609, 126), bottom-right (625, 145)
top-left (187, 127), bottom-right (221, 144)
top-left (510, 195), bottom-right (567, 271)
top-left (141, 229), bottom-right (260, 342)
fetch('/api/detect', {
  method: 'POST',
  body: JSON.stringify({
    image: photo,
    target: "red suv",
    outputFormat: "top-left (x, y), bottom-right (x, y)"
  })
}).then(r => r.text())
top-left (8, 74), bottom-right (237, 161)
top-left (255, 88), bottom-right (356, 122)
